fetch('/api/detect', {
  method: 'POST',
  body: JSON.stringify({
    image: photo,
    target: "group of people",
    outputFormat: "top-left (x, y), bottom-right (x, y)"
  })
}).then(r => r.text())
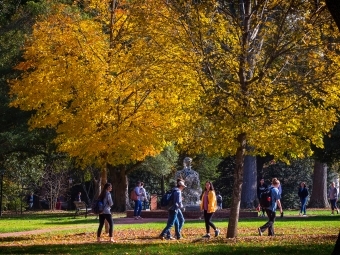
top-left (159, 179), bottom-right (221, 240)
top-left (257, 178), bottom-right (339, 237)
top-left (297, 181), bottom-right (339, 216)
top-left (95, 177), bottom-right (339, 242)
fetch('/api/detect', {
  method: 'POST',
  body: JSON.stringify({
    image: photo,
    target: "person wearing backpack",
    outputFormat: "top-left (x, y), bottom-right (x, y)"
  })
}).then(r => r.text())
top-left (96, 183), bottom-right (114, 242)
top-left (298, 182), bottom-right (309, 216)
top-left (200, 181), bottom-right (220, 238)
top-left (159, 180), bottom-right (186, 240)
top-left (258, 178), bottom-right (283, 237)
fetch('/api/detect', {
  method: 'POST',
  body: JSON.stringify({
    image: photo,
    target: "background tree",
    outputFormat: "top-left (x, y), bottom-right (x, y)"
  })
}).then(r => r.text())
top-left (166, 0), bottom-right (340, 238)
top-left (9, 1), bottom-right (199, 211)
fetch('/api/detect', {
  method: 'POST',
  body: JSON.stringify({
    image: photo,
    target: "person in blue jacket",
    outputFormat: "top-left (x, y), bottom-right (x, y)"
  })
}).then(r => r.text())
top-left (159, 180), bottom-right (186, 240)
top-left (258, 178), bottom-right (283, 236)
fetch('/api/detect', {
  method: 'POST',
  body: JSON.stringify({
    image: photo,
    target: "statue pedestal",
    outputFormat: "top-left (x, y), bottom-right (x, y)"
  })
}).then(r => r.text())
top-left (184, 205), bottom-right (200, 211)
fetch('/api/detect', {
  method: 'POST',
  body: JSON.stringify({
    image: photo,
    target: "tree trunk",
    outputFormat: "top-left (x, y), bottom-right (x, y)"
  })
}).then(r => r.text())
top-left (110, 166), bottom-right (128, 212)
top-left (227, 133), bottom-right (246, 238)
top-left (241, 155), bottom-right (257, 209)
top-left (309, 160), bottom-right (329, 208)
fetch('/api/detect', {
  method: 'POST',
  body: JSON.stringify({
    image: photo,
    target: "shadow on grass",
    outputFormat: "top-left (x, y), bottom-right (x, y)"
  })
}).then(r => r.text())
top-left (0, 241), bottom-right (334, 255)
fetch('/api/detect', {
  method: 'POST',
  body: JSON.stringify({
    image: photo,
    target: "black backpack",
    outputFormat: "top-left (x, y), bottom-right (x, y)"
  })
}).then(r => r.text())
top-left (161, 189), bottom-right (175, 208)
top-left (259, 187), bottom-right (273, 208)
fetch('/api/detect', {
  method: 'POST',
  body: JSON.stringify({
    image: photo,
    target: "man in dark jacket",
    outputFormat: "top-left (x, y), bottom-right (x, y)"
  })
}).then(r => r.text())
top-left (257, 179), bottom-right (268, 217)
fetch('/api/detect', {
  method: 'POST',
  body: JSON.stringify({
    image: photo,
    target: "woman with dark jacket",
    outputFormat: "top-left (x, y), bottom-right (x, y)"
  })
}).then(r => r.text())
top-left (298, 182), bottom-right (309, 216)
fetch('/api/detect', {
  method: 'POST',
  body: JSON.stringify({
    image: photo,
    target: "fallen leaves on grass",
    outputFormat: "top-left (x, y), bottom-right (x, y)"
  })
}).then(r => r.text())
top-left (0, 228), bottom-right (337, 248)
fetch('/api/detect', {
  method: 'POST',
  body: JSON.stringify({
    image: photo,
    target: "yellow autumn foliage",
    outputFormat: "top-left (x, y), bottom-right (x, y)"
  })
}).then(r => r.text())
top-left (10, 0), bottom-right (340, 167)
top-left (168, 0), bottom-right (340, 162)
top-left (10, 1), bottom-right (200, 167)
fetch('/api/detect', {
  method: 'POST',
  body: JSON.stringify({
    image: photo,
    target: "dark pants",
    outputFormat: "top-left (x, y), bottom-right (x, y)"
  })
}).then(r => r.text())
top-left (97, 214), bottom-right (113, 237)
top-left (330, 199), bottom-right (338, 211)
top-left (259, 209), bottom-right (276, 236)
top-left (204, 210), bottom-right (216, 233)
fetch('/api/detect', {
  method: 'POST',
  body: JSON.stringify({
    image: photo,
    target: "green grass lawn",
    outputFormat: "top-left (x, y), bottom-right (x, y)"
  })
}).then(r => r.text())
top-left (0, 210), bottom-right (339, 255)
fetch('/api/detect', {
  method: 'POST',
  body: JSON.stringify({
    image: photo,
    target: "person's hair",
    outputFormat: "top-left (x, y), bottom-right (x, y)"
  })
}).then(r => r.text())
top-left (98, 183), bottom-right (112, 200)
top-left (301, 182), bottom-right (306, 188)
top-left (141, 182), bottom-right (144, 186)
top-left (272, 178), bottom-right (280, 185)
top-left (205, 181), bottom-right (214, 191)
top-left (136, 181), bottom-right (141, 186)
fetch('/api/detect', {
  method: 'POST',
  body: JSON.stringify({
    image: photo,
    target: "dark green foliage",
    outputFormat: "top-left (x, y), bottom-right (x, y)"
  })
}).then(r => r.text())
top-left (214, 156), bottom-right (235, 208)
top-left (261, 159), bottom-right (313, 209)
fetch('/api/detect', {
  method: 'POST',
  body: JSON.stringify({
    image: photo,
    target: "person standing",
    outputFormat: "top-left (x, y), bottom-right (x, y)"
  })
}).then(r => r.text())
top-left (298, 182), bottom-right (309, 216)
top-left (133, 181), bottom-right (143, 219)
top-left (76, 192), bottom-right (81, 202)
top-left (140, 182), bottom-right (147, 210)
top-left (329, 182), bottom-right (339, 215)
top-left (216, 192), bottom-right (223, 210)
top-left (28, 193), bottom-right (34, 210)
top-left (258, 178), bottom-right (283, 236)
top-left (200, 181), bottom-right (220, 238)
top-left (257, 178), bottom-right (268, 217)
top-left (96, 183), bottom-right (114, 242)
top-left (159, 180), bottom-right (186, 240)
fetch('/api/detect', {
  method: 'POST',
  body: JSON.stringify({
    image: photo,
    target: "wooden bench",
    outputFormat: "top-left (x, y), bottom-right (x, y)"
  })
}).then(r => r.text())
top-left (73, 201), bottom-right (91, 218)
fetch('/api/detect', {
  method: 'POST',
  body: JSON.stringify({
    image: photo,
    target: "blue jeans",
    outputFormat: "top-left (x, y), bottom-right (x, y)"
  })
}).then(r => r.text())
top-left (161, 209), bottom-right (179, 238)
top-left (300, 197), bottom-right (307, 214)
top-left (330, 199), bottom-right (338, 211)
top-left (174, 209), bottom-right (184, 238)
top-left (134, 200), bottom-right (142, 216)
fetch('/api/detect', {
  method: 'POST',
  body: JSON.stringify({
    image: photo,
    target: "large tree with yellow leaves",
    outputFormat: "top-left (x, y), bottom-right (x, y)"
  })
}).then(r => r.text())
top-left (165, 0), bottom-right (340, 237)
top-left (9, 0), bottom-right (199, 210)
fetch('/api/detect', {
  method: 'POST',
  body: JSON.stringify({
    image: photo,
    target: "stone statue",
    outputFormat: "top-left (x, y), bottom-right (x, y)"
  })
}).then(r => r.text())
top-left (174, 157), bottom-right (202, 209)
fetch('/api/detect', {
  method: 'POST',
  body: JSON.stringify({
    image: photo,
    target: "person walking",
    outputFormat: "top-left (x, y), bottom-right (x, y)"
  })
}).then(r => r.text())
top-left (133, 181), bottom-right (143, 219)
top-left (96, 183), bottom-right (114, 242)
top-left (298, 182), bottom-right (309, 216)
top-left (159, 180), bottom-right (186, 240)
top-left (258, 178), bottom-right (283, 236)
top-left (329, 182), bottom-right (339, 215)
top-left (257, 178), bottom-right (268, 217)
top-left (200, 181), bottom-right (220, 238)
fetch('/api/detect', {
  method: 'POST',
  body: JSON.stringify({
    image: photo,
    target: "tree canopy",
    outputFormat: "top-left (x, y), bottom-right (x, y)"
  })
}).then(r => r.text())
top-left (10, 1), bottom-right (199, 167)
